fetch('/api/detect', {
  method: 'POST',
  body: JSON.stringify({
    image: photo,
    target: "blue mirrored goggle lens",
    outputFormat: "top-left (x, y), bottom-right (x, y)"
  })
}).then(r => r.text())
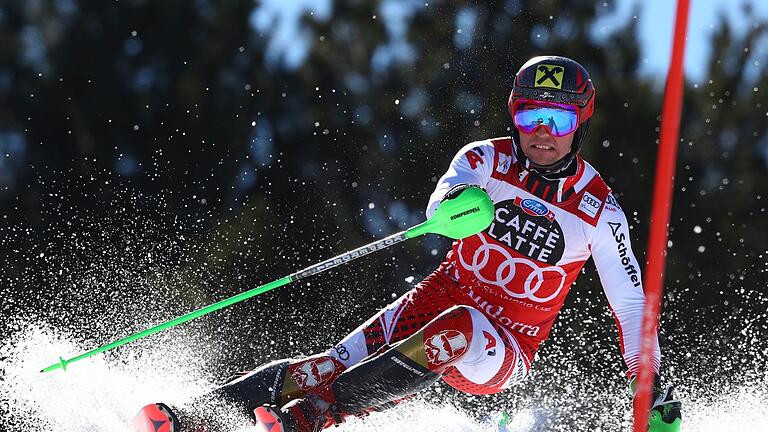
top-left (513, 106), bottom-right (578, 137)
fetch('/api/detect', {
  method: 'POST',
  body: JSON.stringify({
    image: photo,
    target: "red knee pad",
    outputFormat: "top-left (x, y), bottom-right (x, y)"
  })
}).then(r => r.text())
top-left (288, 355), bottom-right (347, 394)
top-left (421, 306), bottom-right (475, 372)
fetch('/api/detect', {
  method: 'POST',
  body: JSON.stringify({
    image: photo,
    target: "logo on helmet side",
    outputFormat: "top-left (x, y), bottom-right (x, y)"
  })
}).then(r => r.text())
top-left (534, 64), bottom-right (564, 89)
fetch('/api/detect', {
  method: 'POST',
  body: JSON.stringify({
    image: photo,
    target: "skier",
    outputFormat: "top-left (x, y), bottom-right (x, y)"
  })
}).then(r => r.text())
top-left (133, 55), bottom-right (681, 432)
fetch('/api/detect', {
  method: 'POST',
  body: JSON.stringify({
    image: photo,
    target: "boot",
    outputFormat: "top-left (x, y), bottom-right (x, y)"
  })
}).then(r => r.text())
top-left (130, 402), bottom-right (230, 432)
top-left (253, 395), bottom-right (330, 432)
top-left (131, 403), bottom-right (182, 432)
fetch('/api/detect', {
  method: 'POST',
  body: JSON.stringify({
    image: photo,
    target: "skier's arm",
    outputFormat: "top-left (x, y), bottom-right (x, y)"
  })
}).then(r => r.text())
top-left (426, 141), bottom-right (495, 218)
top-left (590, 194), bottom-right (661, 377)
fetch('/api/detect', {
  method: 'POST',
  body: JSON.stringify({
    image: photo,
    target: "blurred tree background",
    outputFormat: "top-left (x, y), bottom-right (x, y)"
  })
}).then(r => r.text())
top-left (1, 0), bottom-right (767, 428)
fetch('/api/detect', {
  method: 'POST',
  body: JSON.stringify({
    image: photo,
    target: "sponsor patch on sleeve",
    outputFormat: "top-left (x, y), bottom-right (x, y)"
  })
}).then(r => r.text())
top-left (578, 192), bottom-right (602, 218)
top-left (496, 152), bottom-right (512, 175)
top-left (465, 149), bottom-right (484, 169)
top-left (605, 193), bottom-right (622, 210)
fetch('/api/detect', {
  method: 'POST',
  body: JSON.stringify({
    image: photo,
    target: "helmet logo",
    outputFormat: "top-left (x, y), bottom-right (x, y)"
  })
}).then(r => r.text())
top-left (538, 91), bottom-right (555, 101)
top-left (534, 64), bottom-right (564, 89)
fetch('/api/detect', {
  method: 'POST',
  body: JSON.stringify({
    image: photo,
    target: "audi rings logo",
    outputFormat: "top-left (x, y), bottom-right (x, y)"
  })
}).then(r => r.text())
top-left (458, 234), bottom-right (567, 303)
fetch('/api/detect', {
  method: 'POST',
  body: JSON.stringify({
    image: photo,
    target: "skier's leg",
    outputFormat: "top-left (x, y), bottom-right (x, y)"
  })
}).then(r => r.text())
top-left (249, 277), bottom-right (465, 432)
top-left (210, 355), bottom-right (348, 408)
top-left (216, 278), bottom-right (453, 407)
top-left (332, 304), bottom-right (488, 413)
top-left (142, 319), bottom-right (529, 432)
top-left (134, 271), bottom-right (460, 431)
top-left (131, 355), bottom-right (348, 431)
top-left (191, 355), bottom-right (349, 415)
top-left (251, 305), bottom-right (475, 432)
top-left (257, 305), bottom-right (494, 432)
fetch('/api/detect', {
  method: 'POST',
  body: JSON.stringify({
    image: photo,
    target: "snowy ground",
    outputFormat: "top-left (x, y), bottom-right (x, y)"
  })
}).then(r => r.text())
top-left (1, 323), bottom-right (767, 432)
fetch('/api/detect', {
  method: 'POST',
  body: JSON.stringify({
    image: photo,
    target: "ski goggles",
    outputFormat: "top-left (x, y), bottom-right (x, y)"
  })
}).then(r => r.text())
top-left (512, 100), bottom-right (579, 137)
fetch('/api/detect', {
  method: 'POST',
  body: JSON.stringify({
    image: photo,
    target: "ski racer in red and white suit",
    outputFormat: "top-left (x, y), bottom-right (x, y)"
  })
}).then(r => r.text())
top-left (325, 136), bottom-right (660, 395)
top-left (440, 138), bottom-right (658, 384)
top-left (132, 56), bottom-right (680, 432)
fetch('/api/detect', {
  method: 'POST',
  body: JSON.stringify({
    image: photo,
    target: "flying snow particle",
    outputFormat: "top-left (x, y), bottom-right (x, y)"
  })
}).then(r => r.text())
top-left (368, 203), bottom-right (375, 209)
top-left (693, 225), bottom-right (702, 234)
top-left (506, 408), bottom-right (536, 431)
top-left (698, 246), bottom-right (706, 253)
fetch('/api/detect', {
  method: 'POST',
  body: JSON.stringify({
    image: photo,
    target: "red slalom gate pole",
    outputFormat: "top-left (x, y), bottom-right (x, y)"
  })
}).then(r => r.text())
top-left (633, 1), bottom-right (690, 431)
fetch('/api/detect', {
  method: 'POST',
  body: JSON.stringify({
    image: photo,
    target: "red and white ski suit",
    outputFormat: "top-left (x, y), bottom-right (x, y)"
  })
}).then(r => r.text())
top-left (319, 137), bottom-right (660, 395)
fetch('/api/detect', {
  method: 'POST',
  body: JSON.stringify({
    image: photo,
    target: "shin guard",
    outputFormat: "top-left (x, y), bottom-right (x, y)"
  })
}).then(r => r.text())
top-left (331, 306), bottom-right (475, 414)
top-left (209, 359), bottom-right (293, 410)
top-left (331, 349), bottom-right (440, 414)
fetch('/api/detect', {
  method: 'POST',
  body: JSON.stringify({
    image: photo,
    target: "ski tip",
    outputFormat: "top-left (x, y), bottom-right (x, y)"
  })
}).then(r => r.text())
top-left (130, 403), bottom-right (179, 432)
top-left (253, 405), bottom-right (286, 432)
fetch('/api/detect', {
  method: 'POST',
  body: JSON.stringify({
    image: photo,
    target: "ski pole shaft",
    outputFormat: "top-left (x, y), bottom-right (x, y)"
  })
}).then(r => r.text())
top-left (41, 276), bottom-right (292, 373)
top-left (41, 186), bottom-right (494, 373)
top-left (291, 231), bottom-right (409, 281)
top-left (40, 232), bottom-right (408, 374)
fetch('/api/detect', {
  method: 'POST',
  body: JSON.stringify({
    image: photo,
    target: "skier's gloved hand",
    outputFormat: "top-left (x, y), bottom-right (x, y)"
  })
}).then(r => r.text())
top-left (440, 184), bottom-right (485, 203)
top-left (628, 375), bottom-right (682, 432)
